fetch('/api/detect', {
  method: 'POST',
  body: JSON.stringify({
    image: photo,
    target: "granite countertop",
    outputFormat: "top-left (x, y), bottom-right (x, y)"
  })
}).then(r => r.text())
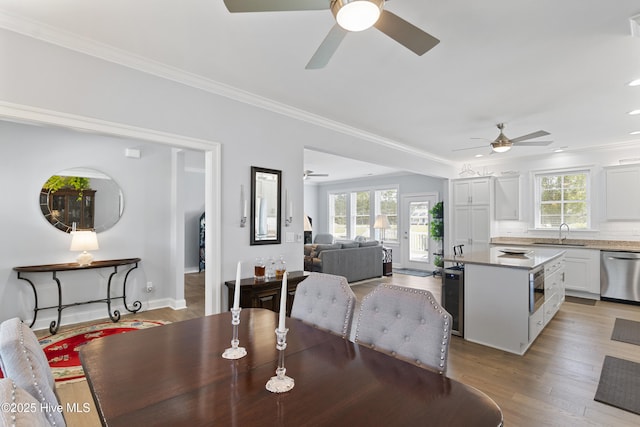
top-left (443, 247), bottom-right (565, 270)
top-left (491, 237), bottom-right (640, 252)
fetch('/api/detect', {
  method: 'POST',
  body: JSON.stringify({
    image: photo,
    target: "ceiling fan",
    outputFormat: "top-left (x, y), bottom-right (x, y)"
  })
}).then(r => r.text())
top-left (454, 123), bottom-right (552, 154)
top-left (223, 0), bottom-right (440, 69)
top-left (304, 170), bottom-right (329, 179)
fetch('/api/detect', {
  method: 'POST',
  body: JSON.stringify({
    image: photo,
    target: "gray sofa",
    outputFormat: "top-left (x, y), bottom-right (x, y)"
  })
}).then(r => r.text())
top-left (304, 240), bottom-right (383, 283)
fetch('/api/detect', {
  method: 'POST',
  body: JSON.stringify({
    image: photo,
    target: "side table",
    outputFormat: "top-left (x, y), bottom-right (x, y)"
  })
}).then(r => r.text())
top-left (382, 247), bottom-right (393, 276)
top-left (224, 270), bottom-right (309, 315)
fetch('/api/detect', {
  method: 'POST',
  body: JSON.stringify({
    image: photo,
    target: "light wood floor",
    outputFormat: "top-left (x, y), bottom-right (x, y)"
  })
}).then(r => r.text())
top-left (52, 271), bottom-right (640, 426)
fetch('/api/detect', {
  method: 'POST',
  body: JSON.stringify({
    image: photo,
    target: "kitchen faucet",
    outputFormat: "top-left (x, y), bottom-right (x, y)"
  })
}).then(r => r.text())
top-left (559, 223), bottom-right (569, 244)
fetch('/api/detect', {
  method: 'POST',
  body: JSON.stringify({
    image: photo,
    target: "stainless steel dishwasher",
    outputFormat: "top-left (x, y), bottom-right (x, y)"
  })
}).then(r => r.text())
top-left (601, 251), bottom-right (640, 303)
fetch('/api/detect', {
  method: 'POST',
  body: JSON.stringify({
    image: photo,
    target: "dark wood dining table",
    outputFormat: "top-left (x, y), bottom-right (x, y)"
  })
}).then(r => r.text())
top-left (79, 309), bottom-right (503, 426)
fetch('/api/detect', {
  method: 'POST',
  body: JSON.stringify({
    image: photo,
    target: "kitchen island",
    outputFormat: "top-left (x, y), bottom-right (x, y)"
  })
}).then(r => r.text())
top-left (444, 247), bottom-right (565, 355)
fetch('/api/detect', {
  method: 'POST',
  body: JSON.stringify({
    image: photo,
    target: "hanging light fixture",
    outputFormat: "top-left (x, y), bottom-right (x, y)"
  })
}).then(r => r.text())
top-left (331, 0), bottom-right (383, 32)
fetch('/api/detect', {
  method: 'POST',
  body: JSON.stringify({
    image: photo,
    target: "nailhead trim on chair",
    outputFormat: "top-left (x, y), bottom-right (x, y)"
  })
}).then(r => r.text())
top-left (9, 379), bottom-right (18, 427)
top-left (17, 322), bottom-right (58, 426)
top-left (355, 284), bottom-right (451, 374)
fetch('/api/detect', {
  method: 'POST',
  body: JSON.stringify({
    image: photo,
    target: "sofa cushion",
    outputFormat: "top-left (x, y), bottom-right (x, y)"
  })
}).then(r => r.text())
top-left (314, 244), bottom-right (341, 256)
top-left (359, 240), bottom-right (380, 247)
top-left (340, 242), bottom-right (360, 249)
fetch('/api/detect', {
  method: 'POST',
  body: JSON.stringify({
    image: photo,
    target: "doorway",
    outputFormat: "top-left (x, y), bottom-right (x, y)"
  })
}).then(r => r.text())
top-left (400, 193), bottom-right (438, 270)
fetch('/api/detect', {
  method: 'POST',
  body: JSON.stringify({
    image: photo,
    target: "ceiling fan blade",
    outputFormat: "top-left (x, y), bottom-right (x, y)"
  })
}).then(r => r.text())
top-left (452, 145), bottom-right (488, 152)
top-left (373, 10), bottom-right (440, 56)
top-left (306, 25), bottom-right (348, 69)
top-left (509, 130), bottom-right (550, 143)
top-left (223, 0), bottom-right (329, 13)
top-left (513, 140), bottom-right (553, 146)
top-left (309, 174), bottom-right (329, 177)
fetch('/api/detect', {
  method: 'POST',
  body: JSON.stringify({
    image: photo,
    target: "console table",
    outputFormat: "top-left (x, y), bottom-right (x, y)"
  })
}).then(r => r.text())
top-left (13, 258), bottom-right (142, 334)
top-left (224, 270), bottom-right (309, 315)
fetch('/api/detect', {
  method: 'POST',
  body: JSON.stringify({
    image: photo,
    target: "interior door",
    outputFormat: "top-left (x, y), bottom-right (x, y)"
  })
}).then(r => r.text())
top-left (401, 193), bottom-right (438, 270)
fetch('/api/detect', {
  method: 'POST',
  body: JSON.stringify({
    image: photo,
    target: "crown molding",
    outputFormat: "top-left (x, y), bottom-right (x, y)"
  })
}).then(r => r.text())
top-left (0, 8), bottom-right (453, 167)
top-left (0, 101), bottom-right (219, 150)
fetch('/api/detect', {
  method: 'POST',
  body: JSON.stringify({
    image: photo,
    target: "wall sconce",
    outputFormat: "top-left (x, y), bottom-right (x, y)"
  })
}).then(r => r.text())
top-left (240, 184), bottom-right (248, 227)
top-left (70, 230), bottom-right (99, 266)
top-left (284, 189), bottom-right (293, 227)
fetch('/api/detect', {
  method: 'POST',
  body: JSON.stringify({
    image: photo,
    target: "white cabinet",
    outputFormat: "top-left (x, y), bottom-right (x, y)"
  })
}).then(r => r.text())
top-left (563, 249), bottom-right (600, 296)
top-left (530, 246), bottom-right (599, 297)
top-left (494, 176), bottom-right (520, 220)
top-left (452, 178), bottom-right (492, 253)
top-left (453, 178), bottom-right (491, 205)
top-left (605, 165), bottom-right (640, 220)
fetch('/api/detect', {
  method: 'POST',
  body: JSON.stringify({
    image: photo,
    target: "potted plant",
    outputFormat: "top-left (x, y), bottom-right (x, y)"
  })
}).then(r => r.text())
top-left (429, 202), bottom-right (444, 269)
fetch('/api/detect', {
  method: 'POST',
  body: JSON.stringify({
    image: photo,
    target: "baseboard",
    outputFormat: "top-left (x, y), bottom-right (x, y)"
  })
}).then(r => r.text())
top-left (28, 297), bottom-right (187, 332)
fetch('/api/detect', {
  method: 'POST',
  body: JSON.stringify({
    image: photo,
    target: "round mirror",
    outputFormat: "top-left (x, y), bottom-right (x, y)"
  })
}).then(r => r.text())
top-left (39, 168), bottom-right (124, 233)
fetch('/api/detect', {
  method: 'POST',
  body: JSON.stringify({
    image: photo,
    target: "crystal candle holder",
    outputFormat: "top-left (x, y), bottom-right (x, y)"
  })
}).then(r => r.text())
top-left (265, 328), bottom-right (295, 393)
top-left (222, 307), bottom-right (247, 359)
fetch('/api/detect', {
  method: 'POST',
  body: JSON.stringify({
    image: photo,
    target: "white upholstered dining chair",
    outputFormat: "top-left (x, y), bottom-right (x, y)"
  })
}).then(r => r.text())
top-left (0, 378), bottom-right (52, 427)
top-left (0, 318), bottom-right (66, 427)
top-left (354, 284), bottom-right (452, 374)
top-left (290, 273), bottom-right (356, 338)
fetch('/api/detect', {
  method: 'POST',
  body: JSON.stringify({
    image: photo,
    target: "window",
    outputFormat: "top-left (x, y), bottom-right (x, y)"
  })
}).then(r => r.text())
top-left (329, 193), bottom-right (347, 239)
top-left (352, 191), bottom-right (371, 238)
top-left (328, 188), bottom-right (398, 243)
top-left (535, 170), bottom-right (590, 229)
top-left (375, 189), bottom-right (398, 241)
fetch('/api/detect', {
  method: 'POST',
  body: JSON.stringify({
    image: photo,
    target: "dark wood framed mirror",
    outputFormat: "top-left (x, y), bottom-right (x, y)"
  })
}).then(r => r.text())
top-left (39, 167), bottom-right (124, 233)
top-left (250, 166), bottom-right (281, 245)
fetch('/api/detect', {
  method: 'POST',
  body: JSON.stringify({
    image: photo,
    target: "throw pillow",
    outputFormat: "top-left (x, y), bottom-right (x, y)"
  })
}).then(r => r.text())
top-left (359, 240), bottom-right (380, 247)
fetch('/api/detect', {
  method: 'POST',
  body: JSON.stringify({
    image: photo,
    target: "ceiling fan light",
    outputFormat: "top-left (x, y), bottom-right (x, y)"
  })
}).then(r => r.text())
top-left (491, 142), bottom-right (512, 153)
top-left (332, 0), bottom-right (382, 32)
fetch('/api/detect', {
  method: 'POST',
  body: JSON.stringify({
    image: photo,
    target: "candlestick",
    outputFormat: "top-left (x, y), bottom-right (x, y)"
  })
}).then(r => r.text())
top-left (278, 272), bottom-right (287, 331)
top-left (233, 261), bottom-right (241, 310)
top-left (265, 327), bottom-right (294, 393)
top-left (222, 307), bottom-right (247, 359)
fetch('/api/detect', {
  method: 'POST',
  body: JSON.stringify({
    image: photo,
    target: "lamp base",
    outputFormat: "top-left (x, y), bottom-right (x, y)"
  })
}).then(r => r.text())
top-left (76, 251), bottom-right (94, 266)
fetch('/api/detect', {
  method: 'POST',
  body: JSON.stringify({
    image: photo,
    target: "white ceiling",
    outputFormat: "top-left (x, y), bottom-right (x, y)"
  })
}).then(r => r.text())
top-left (2, 1), bottom-right (640, 181)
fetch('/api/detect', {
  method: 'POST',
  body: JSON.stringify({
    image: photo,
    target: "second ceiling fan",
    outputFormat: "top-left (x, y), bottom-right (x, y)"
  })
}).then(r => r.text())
top-left (223, 0), bottom-right (440, 69)
top-left (455, 123), bottom-right (552, 154)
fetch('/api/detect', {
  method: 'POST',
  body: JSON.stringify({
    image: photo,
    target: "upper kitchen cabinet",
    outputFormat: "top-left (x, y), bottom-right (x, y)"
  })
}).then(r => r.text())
top-left (604, 165), bottom-right (640, 220)
top-left (494, 176), bottom-right (520, 220)
top-left (453, 178), bottom-right (492, 206)
top-left (452, 177), bottom-right (493, 253)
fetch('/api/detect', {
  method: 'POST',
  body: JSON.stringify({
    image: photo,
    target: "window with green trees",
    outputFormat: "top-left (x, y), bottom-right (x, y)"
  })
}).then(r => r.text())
top-left (535, 170), bottom-right (590, 229)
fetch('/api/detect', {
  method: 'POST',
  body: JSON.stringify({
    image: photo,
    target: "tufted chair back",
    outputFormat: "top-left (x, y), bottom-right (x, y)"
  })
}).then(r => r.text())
top-left (291, 273), bottom-right (356, 338)
top-left (0, 378), bottom-right (52, 427)
top-left (0, 318), bottom-right (66, 427)
top-left (355, 284), bottom-right (452, 374)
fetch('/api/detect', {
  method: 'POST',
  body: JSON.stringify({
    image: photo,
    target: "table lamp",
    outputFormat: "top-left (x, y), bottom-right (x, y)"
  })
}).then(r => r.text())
top-left (373, 214), bottom-right (390, 243)
top-left (70, 230), bottom-right (99, 266)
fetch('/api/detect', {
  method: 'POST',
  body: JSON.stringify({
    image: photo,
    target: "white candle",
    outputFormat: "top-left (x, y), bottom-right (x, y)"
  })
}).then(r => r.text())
top-left (233, 261), bottom-right (241, 310)
top-left (278, 271), bottom-right (288, 331)
top-left (241, 185), bottom-right (247, 217)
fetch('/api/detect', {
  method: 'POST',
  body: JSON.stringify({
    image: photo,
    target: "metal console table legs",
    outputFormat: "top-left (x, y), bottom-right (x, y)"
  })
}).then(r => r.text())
top-left (14, 258), bottom-right (142, 334)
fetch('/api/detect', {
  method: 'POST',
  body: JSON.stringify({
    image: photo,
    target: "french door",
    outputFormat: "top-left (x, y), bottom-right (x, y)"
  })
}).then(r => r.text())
top-left (400, 193), bottom-right (438, 270)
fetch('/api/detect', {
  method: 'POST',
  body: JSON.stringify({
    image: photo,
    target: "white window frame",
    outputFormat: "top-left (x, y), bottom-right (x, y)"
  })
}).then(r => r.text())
top-left (327, 186), bottom-right (399, 242)
top-left (533, 167), bottom-right (592, 230)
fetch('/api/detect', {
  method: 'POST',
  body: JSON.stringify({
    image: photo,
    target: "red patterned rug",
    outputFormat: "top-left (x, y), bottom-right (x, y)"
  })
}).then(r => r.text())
top-left (38, 319), bottom-right (170, 383)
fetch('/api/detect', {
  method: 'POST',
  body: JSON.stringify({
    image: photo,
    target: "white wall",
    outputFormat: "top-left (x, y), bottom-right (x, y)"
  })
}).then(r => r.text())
top-left (0, 121), bottom-right (173, 326)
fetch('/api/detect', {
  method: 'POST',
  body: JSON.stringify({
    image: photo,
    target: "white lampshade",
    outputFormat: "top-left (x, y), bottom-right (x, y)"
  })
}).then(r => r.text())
top-left (333, 0), bottom-right (383, 32)
top-left (373, 214), bottom-right (390, 229)
top-left (70, 230), bottom-right (99, 266)
top-left (304, 215), bottom-right (312, 232)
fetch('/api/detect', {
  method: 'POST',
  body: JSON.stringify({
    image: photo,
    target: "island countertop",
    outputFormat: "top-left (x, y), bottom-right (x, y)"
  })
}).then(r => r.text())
top-left (443, 247), bottom-right (565, 270)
